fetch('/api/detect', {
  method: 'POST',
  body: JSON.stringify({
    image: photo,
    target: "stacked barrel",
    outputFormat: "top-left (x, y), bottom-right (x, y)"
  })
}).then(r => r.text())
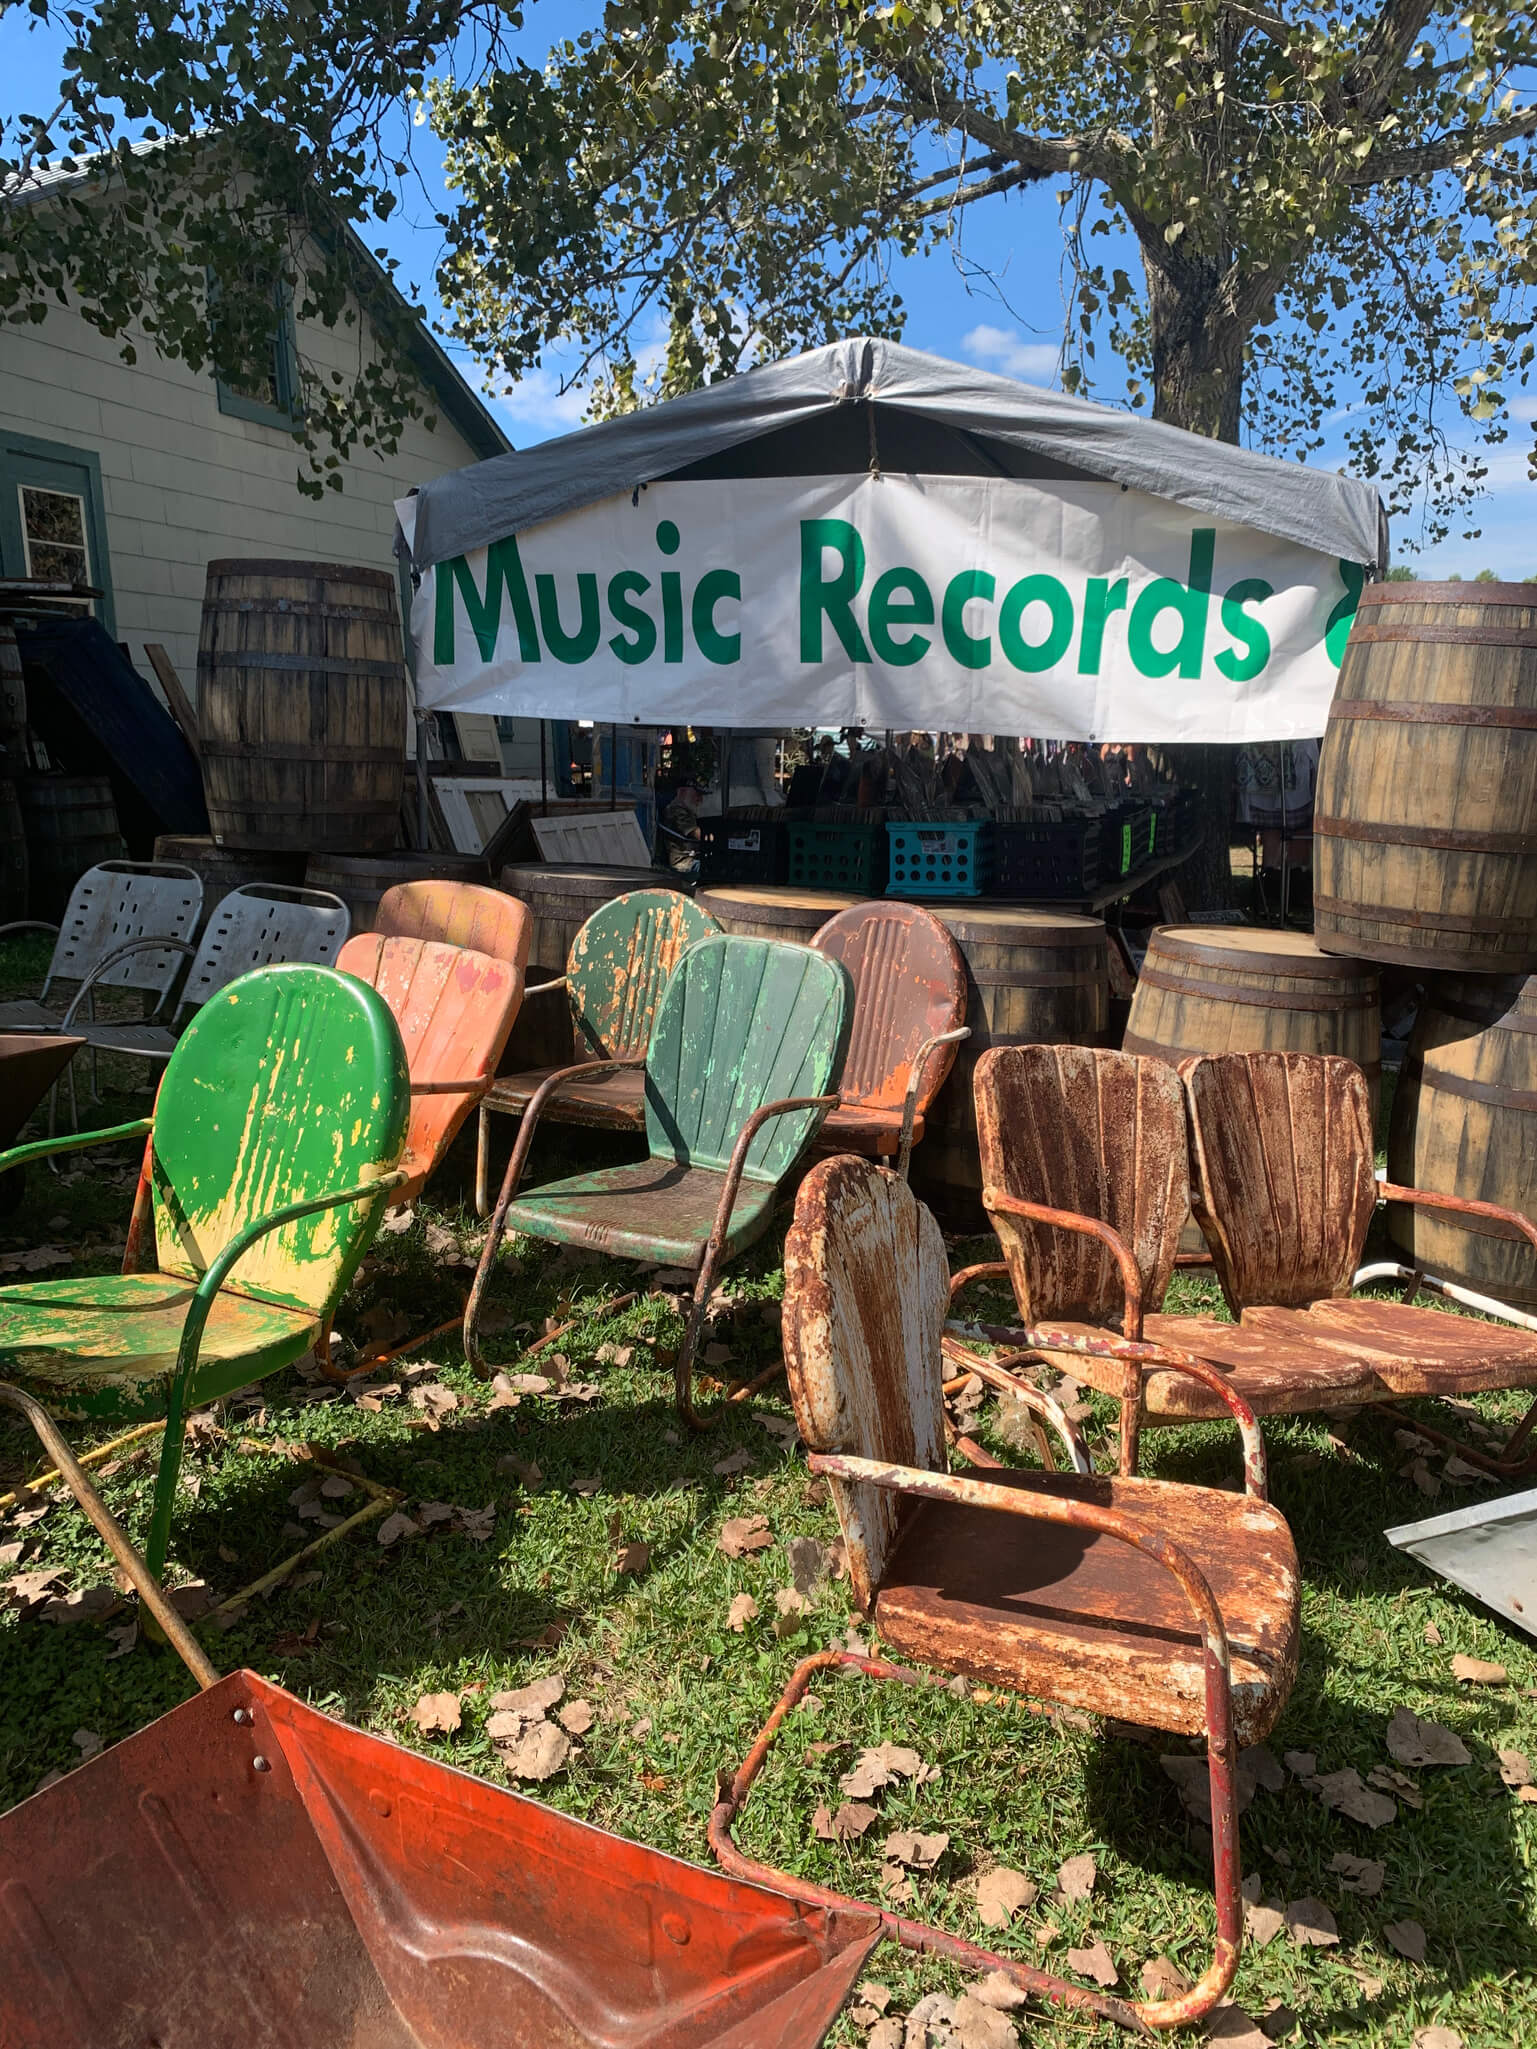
top-left (1308, 579), bottom-right (1537, 1297)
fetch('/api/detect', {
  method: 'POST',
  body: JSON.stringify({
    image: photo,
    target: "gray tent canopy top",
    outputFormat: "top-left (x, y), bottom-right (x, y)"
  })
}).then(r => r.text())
top-left (403, 336), bottom-right (1386, 574)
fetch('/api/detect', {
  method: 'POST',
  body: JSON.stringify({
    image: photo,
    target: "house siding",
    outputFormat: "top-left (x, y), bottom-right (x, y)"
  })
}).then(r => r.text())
top-left (0, 286), bottom-right (492, 697)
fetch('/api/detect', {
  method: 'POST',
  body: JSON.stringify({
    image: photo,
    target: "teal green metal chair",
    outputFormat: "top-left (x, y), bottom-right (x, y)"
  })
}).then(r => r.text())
top-left (464, 933), bottom-right (852, 1424)
top-left (0, 963), bottom-right (410, 1577)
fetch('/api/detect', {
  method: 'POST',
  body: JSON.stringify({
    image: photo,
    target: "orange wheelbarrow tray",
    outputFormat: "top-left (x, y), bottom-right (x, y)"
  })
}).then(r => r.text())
top-left (0, 1668), bottom-right (880, 2049)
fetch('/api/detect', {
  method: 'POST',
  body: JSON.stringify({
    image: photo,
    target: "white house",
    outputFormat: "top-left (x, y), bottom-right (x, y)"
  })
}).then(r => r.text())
top-left (0, 158), bottom-right (510, 698)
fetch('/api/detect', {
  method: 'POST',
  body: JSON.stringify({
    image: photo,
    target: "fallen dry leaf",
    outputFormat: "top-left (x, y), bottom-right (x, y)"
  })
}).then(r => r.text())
top-left (1329, 1852), bottom-right (1386, 1897)
top-left (1410, 2030), bottom-right (1462, 2049)
top-left (727, 1592), bottom-right (759, 1633)
top-left (492, 1674), bottom-right (564, 1716)
top-left (376, 1510), bottom-right (420, 1547)
top-left (1450, 1654), bottom-right (1507, 1686)
top-left (72, 1728), bottom-right (102, 1760)
top-left (1140, 1956), bottom-right (1191, 2002)
top-left (1240, 1745), bottom-right (1286, 1794)
top-left (1161, 1752), bottom-right (1247, 1825)
top-left (40, 1585), bottom-right (115, 1624)
top-left (974, 1866), bottom-right (1038, 1930)
top-left (497, 1456), bottom-right (545, 1493)
top-left (949, 1992), bottom-right (1019, 2048)
top-left (1423, 1619), bottom-right (1443, 1645)
top-left (1386, 1707), bottom-right (1470, 1768)
top-left (1244, 1897), bottom-right (1286, 1950)
top-left (615, 1541), bottom-right (650, 1576)
top-left (1259, 2000), bottom-right (1298, 2043)
top-left (1205, 2005), bottom-right (1270, 2047)
top-left (1283, 1749), bottom-right (1316, 1779)
top-left (718, 1514), bottom-right (773, 1559)
top-left (1382, 1918), bottom-right (1427, 1963)
top-left (786, 1534), bottom-right (839, 1596)
top-left (0, 1243), bottom-right (72, 1273)
top-left (883, 1829), bottom-right (949, 1871)
top-left (2, 1567), bottom-right (66, 1608)
top-left (1314, 1767), bottom-right (1397, 1829)
top-left (1066, 1939), bottom-right (1118, 1988)
top-left (1284, 1897), bottom-right (1339, 1948)
top-left (410, 1692), bottom-right (461, 1738)
top-left (712, 1449), bottom-right (755, 1476)
top-left (1497, 1747), bottom-right (1532, 1789)
top-left (814, 1800), bottom-right (879, 1843)
top-left (1057, 1852), bottom-right (1097, 1901)
top-left (867, 2023), bottom-right (904, 2049)
top-left (1368, 1764), bottom-right (1423, 1808)
top-left (408, 1383), bottom-right (460, 1418)
top-left (970, 1970), bottom-right (1027, 2012)
top-left (840, 1743), bottom-right (923, 1799)
top-left (494, 1719), bottom-right (571, 1781)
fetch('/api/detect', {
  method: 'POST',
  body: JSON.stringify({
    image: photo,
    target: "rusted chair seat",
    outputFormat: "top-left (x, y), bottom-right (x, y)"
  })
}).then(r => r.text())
top-left (711, 1155), bottom-right (1298, 2034)
top-left (474, 889), bottom-right (722, 1210)
top-left (807, 901), bottom-right (969, 1175)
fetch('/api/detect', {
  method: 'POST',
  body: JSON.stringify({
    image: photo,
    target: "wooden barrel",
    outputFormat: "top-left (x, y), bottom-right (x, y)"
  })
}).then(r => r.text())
top-left (17, 774), bottom-right (125, 920)
top-left (907, 906), bottom-right (1109, 1230)
top-left (1387, 973), bottom-right (1537, 1306)
top-left (153, 834), bottom-right (308, 933)
top-left (501, 863), bottom-right (684, 975)
top-left (0, 778), bottom-right (26, 923)
top-left (1123, 925), bottom-right (1382, 1111)
top-left (696, 884), bottom-right (865, 942)
top-left (1314, 580), bottom-right (1537, 972)
top-left (0, 620), bottom-right (26, 779)
top-left (308, 851), bottom-right (488, 936)
top-left (197, 559), bottom-right (407, 854)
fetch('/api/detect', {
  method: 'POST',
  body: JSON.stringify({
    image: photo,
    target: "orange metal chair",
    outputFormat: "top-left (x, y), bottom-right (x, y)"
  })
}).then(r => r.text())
top-left (337, 934), bottom-right (524, 1207)
top-left (372, 879), bottom-right (532, 971)
top-left (808, 901), bottom-right (969, 1176)
top-left (710, 1155), bottom-right (1298, 2035)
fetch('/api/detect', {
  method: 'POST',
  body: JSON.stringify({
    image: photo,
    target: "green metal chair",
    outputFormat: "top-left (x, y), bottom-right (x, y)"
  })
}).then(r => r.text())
top-left (0, 963), bottom-right (410, 1577)
top-left (474, 889), bottom-right (723, 1215)
top-left (464, 933), bottom-right (852, 1424)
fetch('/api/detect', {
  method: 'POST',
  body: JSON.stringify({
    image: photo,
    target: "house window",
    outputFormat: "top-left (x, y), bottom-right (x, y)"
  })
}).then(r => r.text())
top-left (212, 268), bottom-right (302, 431)
top-left (19, 484), bottom-right (92, 586)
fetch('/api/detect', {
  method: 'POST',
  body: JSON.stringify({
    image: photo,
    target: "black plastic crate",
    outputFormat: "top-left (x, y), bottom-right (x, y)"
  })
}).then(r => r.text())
top-left (1101, 803), bottom-right (1154, 879)
top-left (697, 814), bottom-right (793, 885)
top-left (993, 818), bottom-right (1102, 899)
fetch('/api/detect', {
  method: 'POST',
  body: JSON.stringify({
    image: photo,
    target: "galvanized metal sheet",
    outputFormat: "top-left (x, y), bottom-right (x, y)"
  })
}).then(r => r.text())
top-left (1387, 1487), bottom-right (1537, 1640)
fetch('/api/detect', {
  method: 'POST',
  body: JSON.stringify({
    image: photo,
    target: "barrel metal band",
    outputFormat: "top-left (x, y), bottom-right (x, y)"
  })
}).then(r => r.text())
top-left (1134, 965), bottom-right (1377, 1013)
top-left (965, 967), bottom-right (1105, 990)
top-left (1326, 698), bottom-right (1537, 729)
top-left (1420, 995), bottom-right (1537, 1036)
top-left (202, 650), bottom-right (403, 677)
top-left (201, 601), bottom-right (395, 624)
top-left (1346, 623), bottom-right (1537, 648)
top-left (1313, 893), bottom-right (1536, 937)
top-left (204, 741), bottom-right (402, 763)
top-left (1313, 814), bottom-right (1537, 854)
top-left (1123, 1029), bottom-right (1379, 1075)
top-left (1401, 1057), bottom-right (1537, 1115)
top-left (1148, 932), bottom-right (1366, 980)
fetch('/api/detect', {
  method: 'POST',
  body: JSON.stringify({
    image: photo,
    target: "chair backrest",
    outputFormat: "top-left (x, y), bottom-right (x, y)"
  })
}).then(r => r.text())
top-left (337, 933), bottom-right (523, 1204)
top-left (644, 934), bottom-right (852, 1181)
top-left (175, 886), bottom-right (351, 1018)
top-left (1184, 1051), bottom-right (1377, 1311)
top-left (784, 1155), bottom-right (949, 1608)
top-left (373, 880), bottom-right (532, 973)
top-left (568, 890), bottom-right (722, 1060)
top-left (151, 963), bottom-right (409, 1315)
top-left (975, 1043), bottom-right (1188, 1326)
top-left (43, 861), bottom-right (202, 1001)
top-left (811, 901), bottom-right (968, 1117)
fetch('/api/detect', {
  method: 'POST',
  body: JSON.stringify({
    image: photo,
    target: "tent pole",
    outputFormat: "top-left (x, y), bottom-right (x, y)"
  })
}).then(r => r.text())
top-left (1276, 740), bottom-right (1288, 925)
top-left (416, 713), bottom-right (429, 850)
top-left (610, 722), bottom-right (618, 811)
top-left (539, 719), bottom-right (548, 813)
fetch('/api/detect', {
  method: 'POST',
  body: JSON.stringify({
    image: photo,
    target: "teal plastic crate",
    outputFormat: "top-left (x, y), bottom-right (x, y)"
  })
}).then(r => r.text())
top-left (786, 820), bottom-right (888, 893)
top-left (885, 820), bottom-right (994, 898)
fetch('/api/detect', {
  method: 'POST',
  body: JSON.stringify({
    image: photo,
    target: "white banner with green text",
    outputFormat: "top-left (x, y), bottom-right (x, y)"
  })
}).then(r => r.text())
top-left (402, 474), bottom-right (1364, 742)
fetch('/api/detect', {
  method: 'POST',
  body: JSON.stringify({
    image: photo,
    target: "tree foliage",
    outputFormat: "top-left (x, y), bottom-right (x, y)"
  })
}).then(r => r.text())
top-left (3, 2), bottom-right (1534, 532)
top-left (430, 1), bottom-right (1536, 539)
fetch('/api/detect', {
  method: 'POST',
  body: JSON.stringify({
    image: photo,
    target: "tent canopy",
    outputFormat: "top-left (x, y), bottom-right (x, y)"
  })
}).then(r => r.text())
top-left (404, 336), bottom-right (1386, 573)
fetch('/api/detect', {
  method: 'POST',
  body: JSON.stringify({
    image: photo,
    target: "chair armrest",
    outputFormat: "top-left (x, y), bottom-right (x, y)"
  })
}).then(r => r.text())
top-left (982, 1183), bottom-right (1147, 1341)
top-left (521, 975), bottom-right (569, 1001)
top-left (701, 1095), bottom-right (842, 1279)
top-left (807, 1450), bottom-right (1231, 1665)
top-left (896, 1025), bottom-right (970, 1179)
top-left (0, 1115), bottom-right (153, 1179)
top-left (942, 1336), bottom-right (1093, 1475)
top-left (58, 936), bottom-right (196, 1028)
top-left (502, 1053), bottom-right (647, 1199)
top-left (410, 1076), bottom-right (493, 1097)
top-left (1379, 1181), bottom-right (1537, 1261)
top-left (0, 921), bottom-right (60, 941)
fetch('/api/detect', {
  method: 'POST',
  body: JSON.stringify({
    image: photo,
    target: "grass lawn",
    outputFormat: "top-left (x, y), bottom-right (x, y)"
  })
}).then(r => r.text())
top-left (2, 934), bottom-right (1534, 2046)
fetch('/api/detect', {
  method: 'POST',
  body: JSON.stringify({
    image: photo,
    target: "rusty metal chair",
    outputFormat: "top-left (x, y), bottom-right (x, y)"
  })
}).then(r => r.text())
top-left (711, 1154), bottom-right (1298, 2034)
top-left (474, 889), bottom-right (722, 1216)
top-left (465, 932), bottom-right (851, 1423)
top-left (337, 933), bottom-right (525, 1209)
top-left (808, 900), bottom-right (969, 1177)
top-left (372, 878), bottom-right (532, 970)
top-left (1183, 1050), bottom-right (1537, 1477)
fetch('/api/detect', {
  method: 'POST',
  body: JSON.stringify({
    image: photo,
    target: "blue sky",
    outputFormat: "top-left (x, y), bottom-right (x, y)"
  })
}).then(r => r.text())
top-left (3, 2), bottom-right (1532, 574)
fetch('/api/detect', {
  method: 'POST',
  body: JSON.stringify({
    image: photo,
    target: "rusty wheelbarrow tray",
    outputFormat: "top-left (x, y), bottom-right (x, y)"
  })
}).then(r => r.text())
top-left (0, 1668), bottom-right (879, 2049)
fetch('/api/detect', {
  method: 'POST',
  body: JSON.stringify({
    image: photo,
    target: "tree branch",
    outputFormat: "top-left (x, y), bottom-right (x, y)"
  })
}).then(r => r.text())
top-left (1346, 101), bottom-right (1537, 183)
top-left (904, 163), bottom-right (1038, 218)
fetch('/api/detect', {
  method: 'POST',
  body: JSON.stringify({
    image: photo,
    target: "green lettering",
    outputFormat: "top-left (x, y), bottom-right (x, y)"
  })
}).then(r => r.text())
top-left (535, 573), bottom-right (601, 663)
top-left (1127, 529), bottom-right (1216, 680)
top-left (1325, 558), bottom-right (1366, 667)
top-left (868, 566), bottom-right (933, 666)
top-left (433, 535), bottom-right (539, 666)
top-left (692, 569), bottom-right (741, 664)
top-left (1215, 579), bottom-right (1273, 682)
top-left (800, 519), bottom-right (870, 663)
top-left (1000, 573), bottom-right (1073, 673)
top-left (607, 570), bottom-right (655, 666)
top-left (942, 569), bottom-right (995, 670)
top-left (1077, 576), bottom-right (1128, 675)
top-left (661, 570), bottom-right (685, 662)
